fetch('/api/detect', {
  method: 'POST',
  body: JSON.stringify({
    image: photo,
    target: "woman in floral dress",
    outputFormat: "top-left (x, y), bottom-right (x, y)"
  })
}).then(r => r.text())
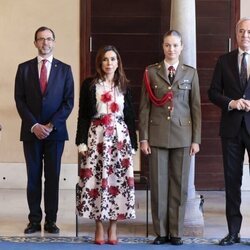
top-left (75, 45), bottom-right (138, 245)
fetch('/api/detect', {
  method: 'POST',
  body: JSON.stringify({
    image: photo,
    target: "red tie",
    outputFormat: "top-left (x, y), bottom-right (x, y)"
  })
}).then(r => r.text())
top-left (40, 59), bottom-right (47, 94)
top-left (168, 66), bottom-right (175, 84)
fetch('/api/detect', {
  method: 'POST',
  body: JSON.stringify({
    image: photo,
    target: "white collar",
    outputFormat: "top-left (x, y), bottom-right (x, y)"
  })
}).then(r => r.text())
top-left (164, 60), bottom-right (179, 70)
top-left (238, 48), bottom-right (250, 56)
top-left (37, 55), bottom-right (53, 64)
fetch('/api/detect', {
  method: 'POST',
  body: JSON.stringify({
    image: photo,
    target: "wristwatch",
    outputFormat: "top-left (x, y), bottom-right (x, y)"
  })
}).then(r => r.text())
top-left (47, 122), bottom-right (54, 130)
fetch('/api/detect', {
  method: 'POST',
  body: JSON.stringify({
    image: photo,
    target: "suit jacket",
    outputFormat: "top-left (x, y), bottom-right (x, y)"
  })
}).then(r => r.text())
top-left (139, 61), bottom-right (201, 148)
top-left (208, 49), bottom-right (250, 137)
top-left (15, 57), bottom-right (74, 141)
top-left (75, 77), bottom-right (138, 150)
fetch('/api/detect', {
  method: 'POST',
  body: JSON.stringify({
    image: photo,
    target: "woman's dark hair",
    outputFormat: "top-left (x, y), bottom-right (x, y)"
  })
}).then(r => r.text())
top-left (34, 26), bottom-right (55, 41)
top-left (92, 45), bottom-right (129, 93)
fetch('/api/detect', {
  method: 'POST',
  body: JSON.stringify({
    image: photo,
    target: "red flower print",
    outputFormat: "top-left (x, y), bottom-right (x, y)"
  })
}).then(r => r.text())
top-left (93, 119), bottom-right (102, 126)
top-left (121, 158), bottom-right (130, 168)
top-left (76, 203), bottom-right (83, 211)
top-left (101, 114), bottom-right (112, 126)
top-left (101, 91), bottom-right (112, 103)
top-left (88, 188), bottom-right (99, 199)
top-left (108, 186), bottom-right (120, 196)
top-left (107, 147), bottom-right (112, 155)
top-left (101, 178), bottom-right (108, 189)
top-left (97, 142), bottom-right (103, 154)
top-left (106, 126), bottom-right (114, 136)
top-left (117, 214), bottom-right (126, 220)
top-left (110, 102), bottom-right (119, 113)
top-left (117, 141), bottom-right (124, 150)
top-left (108, 166), bottom-right (113, 175)
top-left (127, 177), bottom-right (134, 188)
top-left (79, 168), bottom-right (93, 179)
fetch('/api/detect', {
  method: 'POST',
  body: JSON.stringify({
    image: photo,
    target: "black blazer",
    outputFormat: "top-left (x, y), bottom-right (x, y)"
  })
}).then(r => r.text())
top-left (208, 49), bottom-right (250, 137)
top-left (75, 77), bottom-right (138, 150)
top-left (15, 57), bottom-right (74, 141)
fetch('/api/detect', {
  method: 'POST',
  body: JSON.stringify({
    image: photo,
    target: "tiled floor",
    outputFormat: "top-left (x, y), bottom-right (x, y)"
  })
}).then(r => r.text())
top-left (1, 189), bottom-right (250, 239)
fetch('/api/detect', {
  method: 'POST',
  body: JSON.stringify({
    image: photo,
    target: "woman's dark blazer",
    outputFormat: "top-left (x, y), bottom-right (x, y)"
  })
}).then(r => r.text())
top-left (75, 77), bottom-right (138, 150)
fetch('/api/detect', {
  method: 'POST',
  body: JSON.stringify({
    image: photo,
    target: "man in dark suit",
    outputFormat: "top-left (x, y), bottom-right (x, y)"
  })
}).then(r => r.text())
top-left (208, 17), bottom-right (250, 246)
top-left (14, 26), bottom-right (74, 234)
top-left (139, 30), bottom-right (201, 245)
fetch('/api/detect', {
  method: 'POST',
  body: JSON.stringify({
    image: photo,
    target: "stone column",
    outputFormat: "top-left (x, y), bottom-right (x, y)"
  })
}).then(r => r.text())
top-left (170, 0), bottom-right (204, 236)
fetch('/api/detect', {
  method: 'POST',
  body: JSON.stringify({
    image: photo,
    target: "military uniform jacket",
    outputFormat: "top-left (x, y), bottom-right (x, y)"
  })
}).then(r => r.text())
top-left (139, 60), bottom-right (201, 148)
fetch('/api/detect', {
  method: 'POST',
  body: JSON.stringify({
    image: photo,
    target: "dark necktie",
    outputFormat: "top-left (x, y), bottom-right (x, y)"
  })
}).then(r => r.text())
top-left (240, 52), bottom-right (248, 89)
top-left (168, 66), bottom-right (175, 84)
top-left (40, 59), bottom-right (47, 94)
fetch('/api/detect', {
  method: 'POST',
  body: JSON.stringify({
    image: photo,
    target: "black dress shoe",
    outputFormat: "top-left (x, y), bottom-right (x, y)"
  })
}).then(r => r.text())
top-left (44, 221), bottom-right (60, 234)
top-left (24, 222), bottom-right (41, 234)
top-left (170, 237), bottom-right (183, 245)
top-left (153, 236), bottom-right (168, 245)
top-left (219, 234), bottom-right (240, 246)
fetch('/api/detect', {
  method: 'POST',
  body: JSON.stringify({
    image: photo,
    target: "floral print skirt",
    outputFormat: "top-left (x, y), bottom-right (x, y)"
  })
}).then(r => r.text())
top-left (76, 115), bottom-right (136, 221)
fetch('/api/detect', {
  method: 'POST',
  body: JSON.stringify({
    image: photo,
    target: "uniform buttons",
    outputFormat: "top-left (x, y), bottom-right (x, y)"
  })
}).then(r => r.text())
top-left (168, 106), bottom-right (171, 110)
top-left (243, 95), bottom-right (246, 98)
top-left (155, 85), bottom-right (158, 88)
top-left (168, 87), bottom-right (171, 90)
top-left (189, 121), bottom-right (191, 124)
top-left (167, 116), bottom-right (171, 120)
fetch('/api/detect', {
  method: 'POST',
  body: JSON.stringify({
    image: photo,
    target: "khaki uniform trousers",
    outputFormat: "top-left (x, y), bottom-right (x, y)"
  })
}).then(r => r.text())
top-left (149, 146), bottom-right (191, 237)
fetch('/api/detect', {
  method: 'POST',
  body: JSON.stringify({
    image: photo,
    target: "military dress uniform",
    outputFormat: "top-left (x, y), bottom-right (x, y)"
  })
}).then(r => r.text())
top-left (139, 60), bottom-right (201, 239)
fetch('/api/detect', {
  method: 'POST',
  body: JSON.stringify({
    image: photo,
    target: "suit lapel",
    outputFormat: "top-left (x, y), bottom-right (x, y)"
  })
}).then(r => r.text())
top-left (156, 61), bottom-right (186, 86)
top-left (173, 64), bottom-right (186, 85)
top-left (30, 58), bottom-right (41, 94)
top-left (156, 61), bottom-right (170, 85)
top-left (45, 58), bottom-right (59, 94)
top-left (230, 49), bottom-right (244, 90)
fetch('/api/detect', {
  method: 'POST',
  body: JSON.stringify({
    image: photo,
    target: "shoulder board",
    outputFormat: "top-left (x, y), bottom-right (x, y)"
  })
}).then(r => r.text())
top-left (182, 64), bottom-right (195, 70)
top-left (147, 63), bottom-right (159, 69)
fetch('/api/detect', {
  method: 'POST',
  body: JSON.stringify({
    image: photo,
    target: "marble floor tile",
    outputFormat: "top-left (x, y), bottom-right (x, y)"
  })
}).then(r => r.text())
top-left (1, 189), bottom-right (250, 239)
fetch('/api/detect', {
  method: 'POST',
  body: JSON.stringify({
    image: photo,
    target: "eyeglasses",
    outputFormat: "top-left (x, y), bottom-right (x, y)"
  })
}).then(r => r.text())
top-left (36, 37), bottom-right (55, 42)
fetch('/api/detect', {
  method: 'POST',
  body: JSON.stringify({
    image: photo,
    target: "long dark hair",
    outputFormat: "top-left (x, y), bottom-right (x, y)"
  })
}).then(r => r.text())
top-left (92, 45), bottom-right (129, 93)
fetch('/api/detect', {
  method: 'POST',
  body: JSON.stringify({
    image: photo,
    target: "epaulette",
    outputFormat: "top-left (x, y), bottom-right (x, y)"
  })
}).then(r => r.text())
top-left (147, 63), bottom-right (159, 69)
top-left (182, 64), bottom-right (195, 70)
